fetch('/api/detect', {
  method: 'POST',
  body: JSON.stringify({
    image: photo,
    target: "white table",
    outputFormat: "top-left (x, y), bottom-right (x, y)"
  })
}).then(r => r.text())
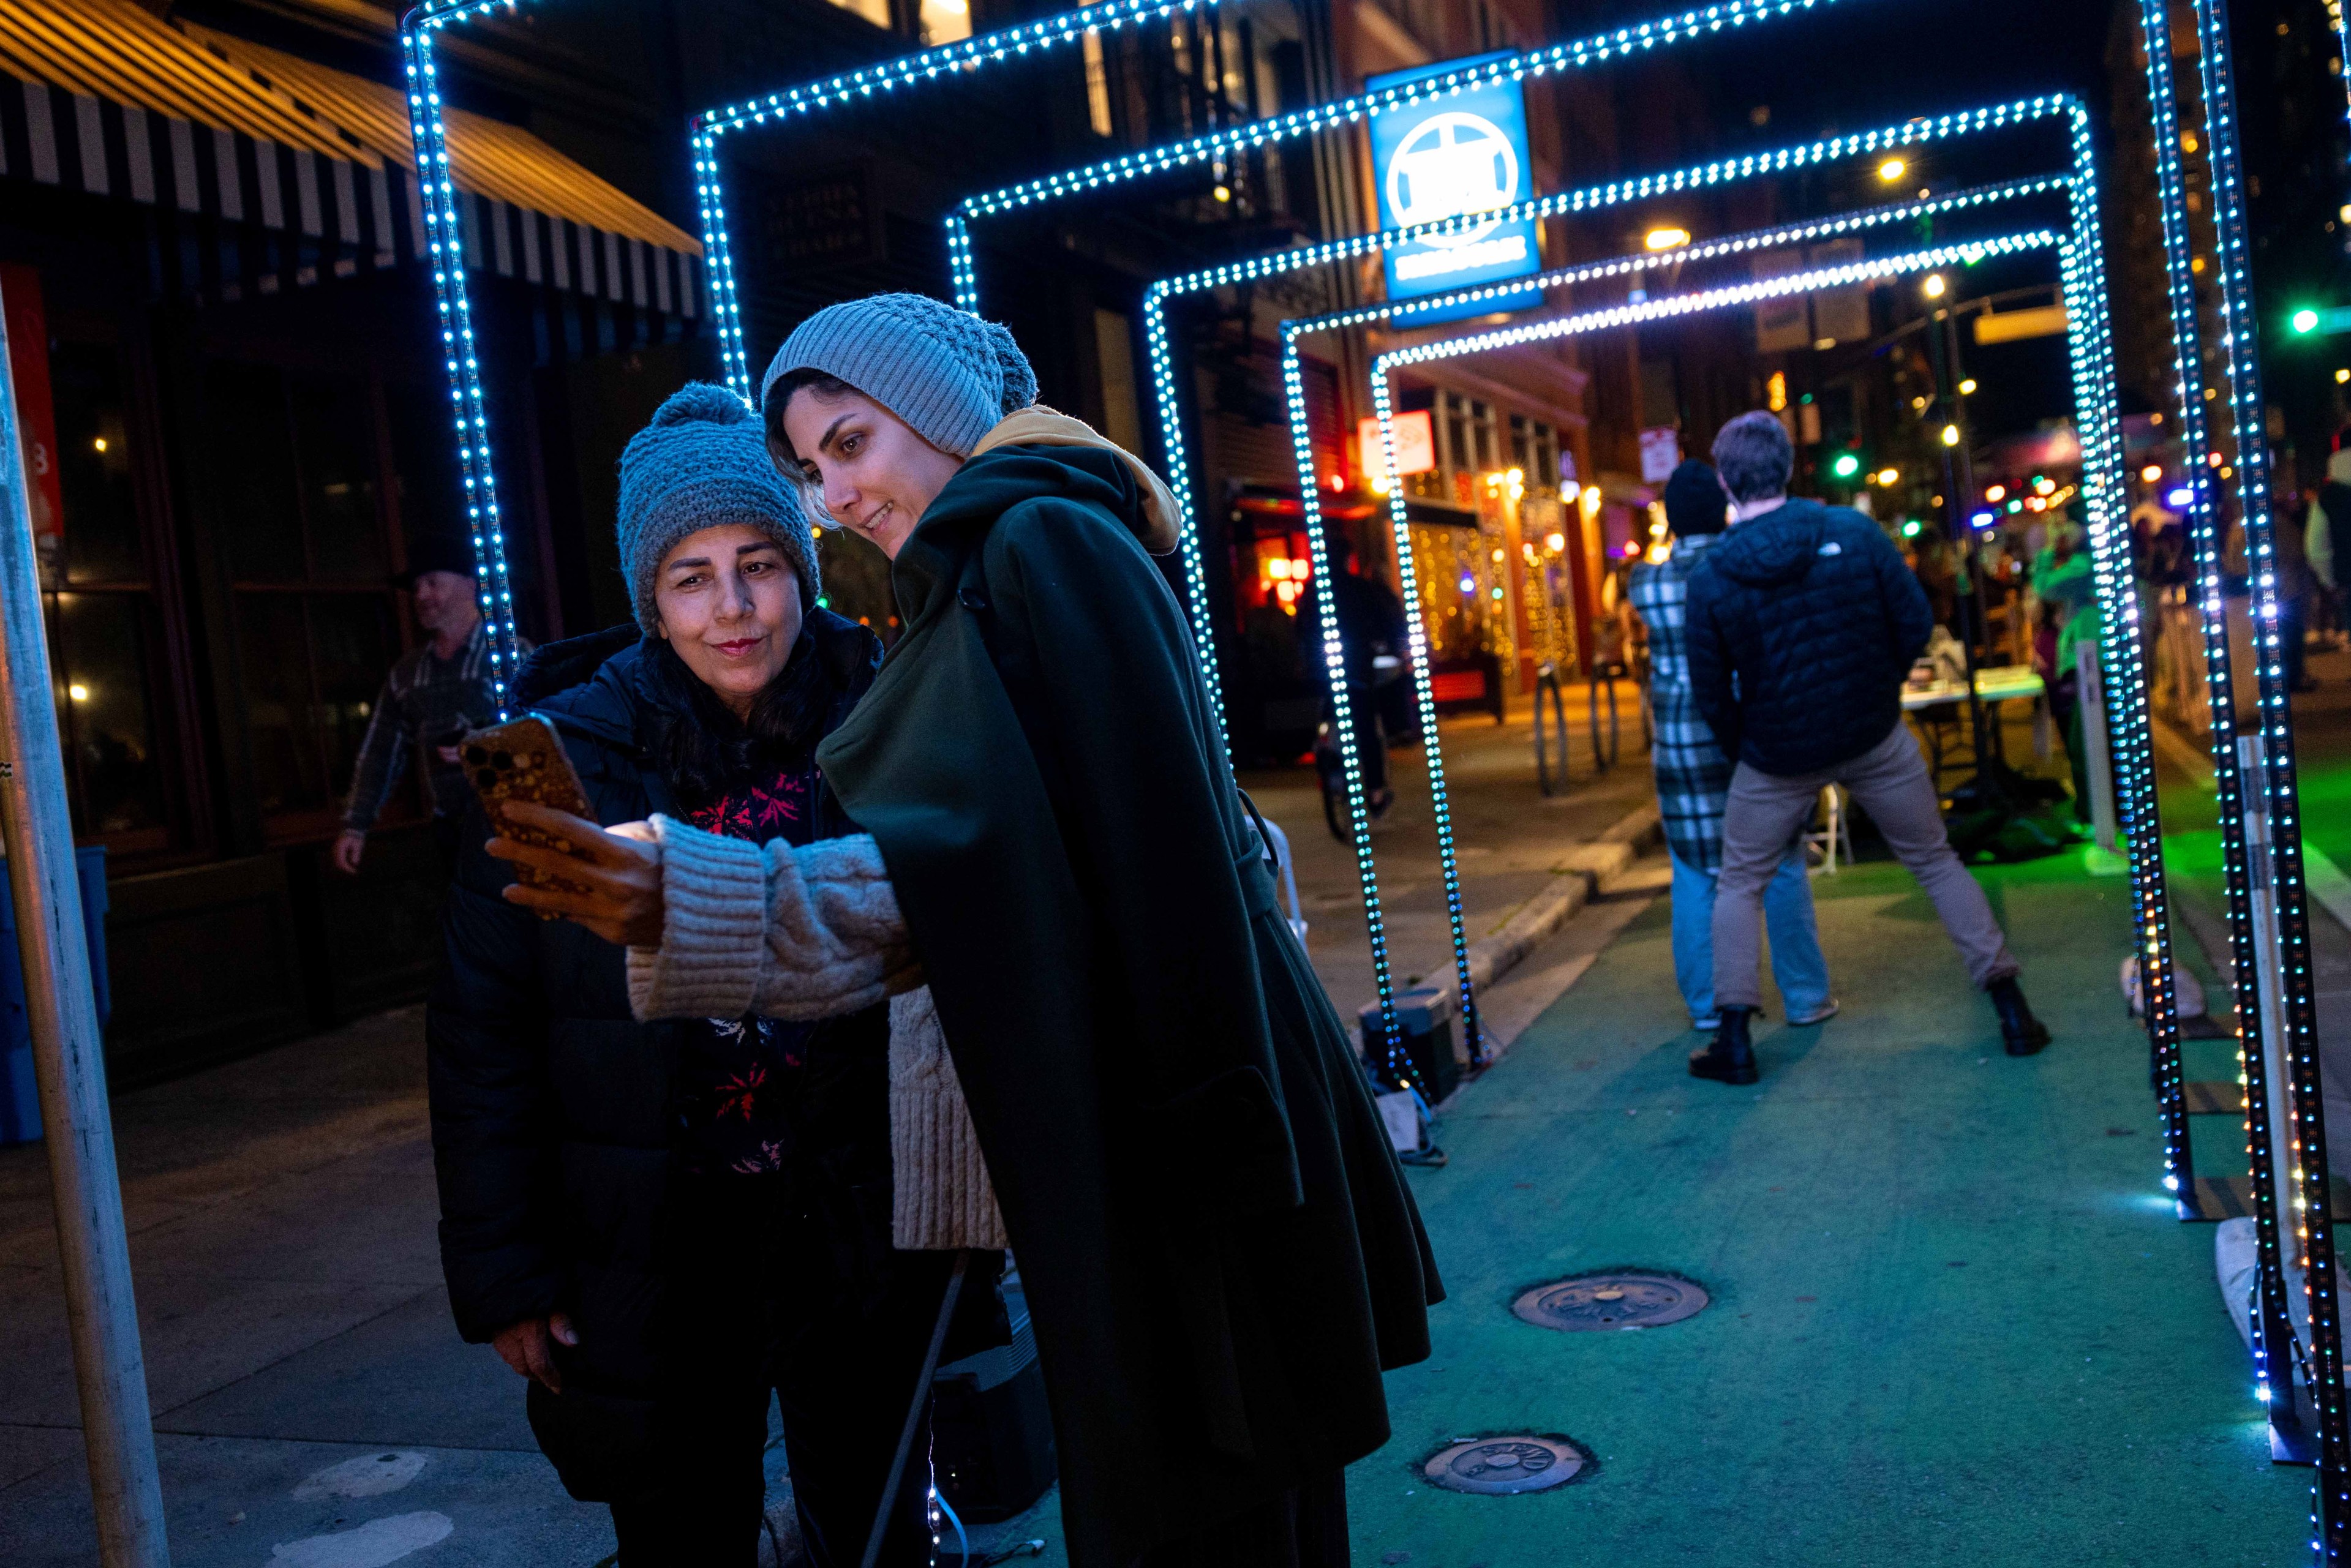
top-left (1903, 669), bottom-right (2050, 763)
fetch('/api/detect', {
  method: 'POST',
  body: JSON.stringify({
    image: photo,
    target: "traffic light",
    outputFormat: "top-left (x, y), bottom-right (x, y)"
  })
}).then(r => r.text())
top-left (2293, 307), bottom-right (2322, 334)
top-left (1830, 451), bottom-right (1862, 479)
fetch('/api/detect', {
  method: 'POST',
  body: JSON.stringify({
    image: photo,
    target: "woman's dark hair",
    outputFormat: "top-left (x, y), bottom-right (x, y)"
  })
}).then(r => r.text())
top-left (763, 368), bottom-right (859, 470)
top-left (641, 627), bottom-right (835, 805)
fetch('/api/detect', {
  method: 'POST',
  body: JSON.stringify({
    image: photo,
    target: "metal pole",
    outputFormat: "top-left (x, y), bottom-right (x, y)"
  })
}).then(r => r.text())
top-left (2075, 639), bottom-right (2118, 855)
top-left (0, 282), bottom-right (171, 1564)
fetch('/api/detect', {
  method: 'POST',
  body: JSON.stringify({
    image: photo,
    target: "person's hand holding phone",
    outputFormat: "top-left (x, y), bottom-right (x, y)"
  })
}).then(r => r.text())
top-left (486, 801), bottom-right (666, 947)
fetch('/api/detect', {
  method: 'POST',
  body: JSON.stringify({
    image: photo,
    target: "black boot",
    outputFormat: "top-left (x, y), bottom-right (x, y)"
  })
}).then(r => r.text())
top-left (1990, 977), bottom-right (2050, 1056)
top-left (1689, 1007), bottom-right (1759, 1084)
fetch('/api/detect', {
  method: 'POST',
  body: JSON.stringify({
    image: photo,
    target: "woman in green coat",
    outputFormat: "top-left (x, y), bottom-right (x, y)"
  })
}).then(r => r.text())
top-left (492, 293), bottom-right (1440, 1568)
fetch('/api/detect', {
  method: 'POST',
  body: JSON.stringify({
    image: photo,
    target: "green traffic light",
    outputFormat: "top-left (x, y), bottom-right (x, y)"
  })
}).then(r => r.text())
top-left (2294, 307), bottom-right (2322, 334)
top-left (1830, 452), bottom-right (1861, 479)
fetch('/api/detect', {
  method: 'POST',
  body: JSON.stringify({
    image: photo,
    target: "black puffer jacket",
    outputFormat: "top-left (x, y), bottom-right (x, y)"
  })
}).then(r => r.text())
top-left (424, 611), bottom-right (882, 1498)
top-left (1684, 498), bottom-right (1936, 776)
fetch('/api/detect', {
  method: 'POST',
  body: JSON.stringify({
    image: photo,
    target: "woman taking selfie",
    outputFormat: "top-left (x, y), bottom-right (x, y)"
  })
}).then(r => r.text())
top-left (493, 294), bottom-right (1442, 1568)
top-left (427, 381), bottom-right (998, 1567)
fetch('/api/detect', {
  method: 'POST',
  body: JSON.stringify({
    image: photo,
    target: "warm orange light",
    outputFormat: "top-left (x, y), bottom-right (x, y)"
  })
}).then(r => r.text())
top-left (2140, 464), bottom-right (2164, 483)
top-left (1985, 484), bottom-right (2007, 502)
top-left (1544, 531), bottom-right (1567, 553)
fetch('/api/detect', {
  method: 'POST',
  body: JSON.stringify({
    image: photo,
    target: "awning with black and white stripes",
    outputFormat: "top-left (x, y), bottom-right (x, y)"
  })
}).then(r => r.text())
top-left (0, 0), bottom-right (700, 316)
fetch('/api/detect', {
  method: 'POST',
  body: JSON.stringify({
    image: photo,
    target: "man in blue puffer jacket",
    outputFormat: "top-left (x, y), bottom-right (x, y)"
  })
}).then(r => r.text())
top-left (1683, 412), bottom-right (2049, 1082)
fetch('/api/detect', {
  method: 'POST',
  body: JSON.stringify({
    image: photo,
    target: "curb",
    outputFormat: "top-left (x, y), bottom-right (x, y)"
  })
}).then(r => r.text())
top-left (1357, 799), bottom-right (1663, 1022)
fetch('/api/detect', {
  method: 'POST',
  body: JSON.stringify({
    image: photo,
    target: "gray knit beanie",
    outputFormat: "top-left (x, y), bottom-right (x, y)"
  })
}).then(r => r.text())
top-left (616, 381), bottom-right (818, 631)
top-left (759, 293), bottom-right (1039, 459)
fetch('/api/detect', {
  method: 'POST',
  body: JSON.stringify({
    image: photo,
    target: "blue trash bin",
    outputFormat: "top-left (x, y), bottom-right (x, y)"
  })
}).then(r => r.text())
top-left (0, 845), bottom-right (110, 1146)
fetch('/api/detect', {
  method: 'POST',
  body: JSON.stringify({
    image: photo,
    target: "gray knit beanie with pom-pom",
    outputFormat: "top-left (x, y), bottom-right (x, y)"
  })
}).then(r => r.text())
top-left (759, 293), bottom-right (1037, 459)
top-left (615, 381), bottom-right (817, 631)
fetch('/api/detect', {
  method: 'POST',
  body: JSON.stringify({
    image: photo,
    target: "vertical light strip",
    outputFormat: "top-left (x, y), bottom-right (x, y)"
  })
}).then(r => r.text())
top-left (2187, 0), bottom-right (2350, 1543)
top-left (399, 19), bottom-right (519, 716)
top-left (1366, 364), bottom-right (1481, 1059)
top-left (2048, 96), bottom-right (2197, 1217)
top-left (2135, 0), bottom-right (2292, 1387)
top-left (689, 129), bottom-right (750, 397)
top-left (1278, 321), bottom-right (1405, 1079)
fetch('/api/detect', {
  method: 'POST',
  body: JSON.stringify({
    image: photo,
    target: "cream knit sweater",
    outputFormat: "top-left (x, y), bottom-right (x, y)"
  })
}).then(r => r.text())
top-left (624, 816), bottom-right (1007, 1251)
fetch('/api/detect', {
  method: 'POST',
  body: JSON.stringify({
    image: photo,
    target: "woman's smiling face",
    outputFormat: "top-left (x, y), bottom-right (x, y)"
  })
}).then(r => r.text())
top-left (781, 384), bottom-right (963, 560)
top-left (651, 523), bottom-right (801, 717)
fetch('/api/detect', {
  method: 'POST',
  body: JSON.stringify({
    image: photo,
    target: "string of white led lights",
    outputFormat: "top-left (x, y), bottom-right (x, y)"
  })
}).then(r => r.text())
top-left (2045, 96), bottom-right (2192, 1225)
top-left (2132, 0), bottom-right (2291, 1396)
top-left (399, 23), bottom-right (520, 717)
top-left (1276, 181), bottom-right (2072, 1072)
top-left (936, 0), bottom-right (1856, 309)
top-left (2176, 0), bottom-right (2350, 1540)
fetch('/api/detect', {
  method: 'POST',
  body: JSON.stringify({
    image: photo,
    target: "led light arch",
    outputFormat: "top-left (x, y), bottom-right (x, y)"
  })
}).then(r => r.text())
top-left (1277, 179), bottom-right (2071, 1066)
top-left (401, 0), bottom-right (2339, 1539)
top-left (1132, 95), bottom-right (2121, 1064)
top-left (684, 0), bottom-right (1864, 400)
top-left (2137, 0), bottom-right (2349, 1536)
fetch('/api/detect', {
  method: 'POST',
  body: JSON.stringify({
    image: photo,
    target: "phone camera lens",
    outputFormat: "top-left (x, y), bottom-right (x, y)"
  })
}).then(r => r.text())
top-left (464, 746), bottom-right (487, 765)
top-left (491, 750), bottom-right (514, 770)
top-left (475, 768), bottom-right (498, 790)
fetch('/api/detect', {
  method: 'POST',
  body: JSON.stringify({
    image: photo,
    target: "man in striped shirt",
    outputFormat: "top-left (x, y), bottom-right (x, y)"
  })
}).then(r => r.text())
top-left (1627, 460), bottom-right (1832, 1037)
top-left (334, 537), bottom-right (521, 873)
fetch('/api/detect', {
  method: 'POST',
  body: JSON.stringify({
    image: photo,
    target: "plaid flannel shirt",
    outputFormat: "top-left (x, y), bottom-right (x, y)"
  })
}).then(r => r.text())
top-left (1629, 535), bottom-right (1734, 874)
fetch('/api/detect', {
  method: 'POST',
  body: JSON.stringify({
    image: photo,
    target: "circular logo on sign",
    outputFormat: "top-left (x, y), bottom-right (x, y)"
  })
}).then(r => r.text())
top-left (1384, 111), bottom-right (1521, 249)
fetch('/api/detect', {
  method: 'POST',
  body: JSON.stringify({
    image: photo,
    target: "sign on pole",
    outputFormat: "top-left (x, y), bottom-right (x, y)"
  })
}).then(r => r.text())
top-left (1367, 54), bottom-right (1542, 324)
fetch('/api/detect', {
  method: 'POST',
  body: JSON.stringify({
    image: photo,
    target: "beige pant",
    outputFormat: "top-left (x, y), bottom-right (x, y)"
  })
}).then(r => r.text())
top-left (1711, 721), bottom-right (2020, 1010)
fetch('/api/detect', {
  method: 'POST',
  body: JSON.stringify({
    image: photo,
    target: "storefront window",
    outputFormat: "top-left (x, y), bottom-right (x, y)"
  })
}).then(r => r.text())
top-left (45, 340), bottom-right (171, 850)
top-left (207, 360), bottom-right (408, 840)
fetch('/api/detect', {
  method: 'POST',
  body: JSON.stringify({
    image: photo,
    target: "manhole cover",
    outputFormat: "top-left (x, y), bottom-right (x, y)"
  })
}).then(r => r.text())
top-left (1511, 1270), bottom-right (1709, 1331)
top-left (1420, 1434), bottom-right (1587, 1495)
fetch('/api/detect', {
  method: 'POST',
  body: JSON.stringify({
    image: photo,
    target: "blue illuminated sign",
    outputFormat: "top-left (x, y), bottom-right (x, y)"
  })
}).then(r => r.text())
top-left (1368, 55), bottom-right (1542, 322)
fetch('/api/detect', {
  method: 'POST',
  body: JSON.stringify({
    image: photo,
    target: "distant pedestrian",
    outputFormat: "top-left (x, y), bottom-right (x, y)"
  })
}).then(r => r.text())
top-left (1300, 530), bottom-right (1412, 813)
top-left (336, 535), bottom-right (521, 872)
top-left (1684, 412), bottom-right (2050, 1083)
top-left (2308, 446), bottom-right (2351, 631)
top-left (1626, 460), bottom-right (1833, 1033)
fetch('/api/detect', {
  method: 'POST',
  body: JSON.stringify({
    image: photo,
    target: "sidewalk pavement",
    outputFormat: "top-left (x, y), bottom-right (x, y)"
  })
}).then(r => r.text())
top-left (1238, 692), bottom-right (1660, 1034)
top-left (1354, 850), bottom-right (2301, 1566)
top-left (1, 691), bottom-right (1671, 1566)
top-left (0, 1005), bottom-right (618, 1566)
top-left (18, 686), bottom-right (2259, 1565)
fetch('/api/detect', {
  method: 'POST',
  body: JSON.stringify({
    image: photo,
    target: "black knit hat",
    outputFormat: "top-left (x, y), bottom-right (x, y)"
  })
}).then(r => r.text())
top-left (394, 534), bottom-right (479, 587)
top-left (1663, 460), bottom-right (1729, 538)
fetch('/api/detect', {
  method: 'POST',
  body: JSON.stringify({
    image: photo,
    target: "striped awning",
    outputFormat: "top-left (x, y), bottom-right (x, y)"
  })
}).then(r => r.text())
top-left (0, 0), bottom-right (699, 315)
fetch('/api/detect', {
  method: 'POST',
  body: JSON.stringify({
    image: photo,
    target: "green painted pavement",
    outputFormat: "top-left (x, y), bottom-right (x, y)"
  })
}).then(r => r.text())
top-left (1349, 856), bottom-right (2306, 1567)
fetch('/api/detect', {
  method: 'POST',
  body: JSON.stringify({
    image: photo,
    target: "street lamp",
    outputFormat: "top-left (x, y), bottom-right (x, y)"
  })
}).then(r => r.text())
top-left (1878, 157), bottom-right (1907, 182)
top-left (1941, 424), bottom-right (1961, 446)
top-left (1923, 273), bottom-right (1947, 299)
top-left (1644, 227), bottom-right (1691, 250)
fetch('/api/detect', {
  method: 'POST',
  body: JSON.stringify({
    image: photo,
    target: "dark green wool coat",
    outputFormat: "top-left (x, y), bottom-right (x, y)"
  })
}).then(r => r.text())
top-left (814, 443), bottom-right (1440, 1567)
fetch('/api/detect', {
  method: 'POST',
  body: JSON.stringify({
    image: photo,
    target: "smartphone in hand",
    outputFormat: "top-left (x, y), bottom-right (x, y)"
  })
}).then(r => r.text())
top-left (462, 715), bottom-right (596, 915)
